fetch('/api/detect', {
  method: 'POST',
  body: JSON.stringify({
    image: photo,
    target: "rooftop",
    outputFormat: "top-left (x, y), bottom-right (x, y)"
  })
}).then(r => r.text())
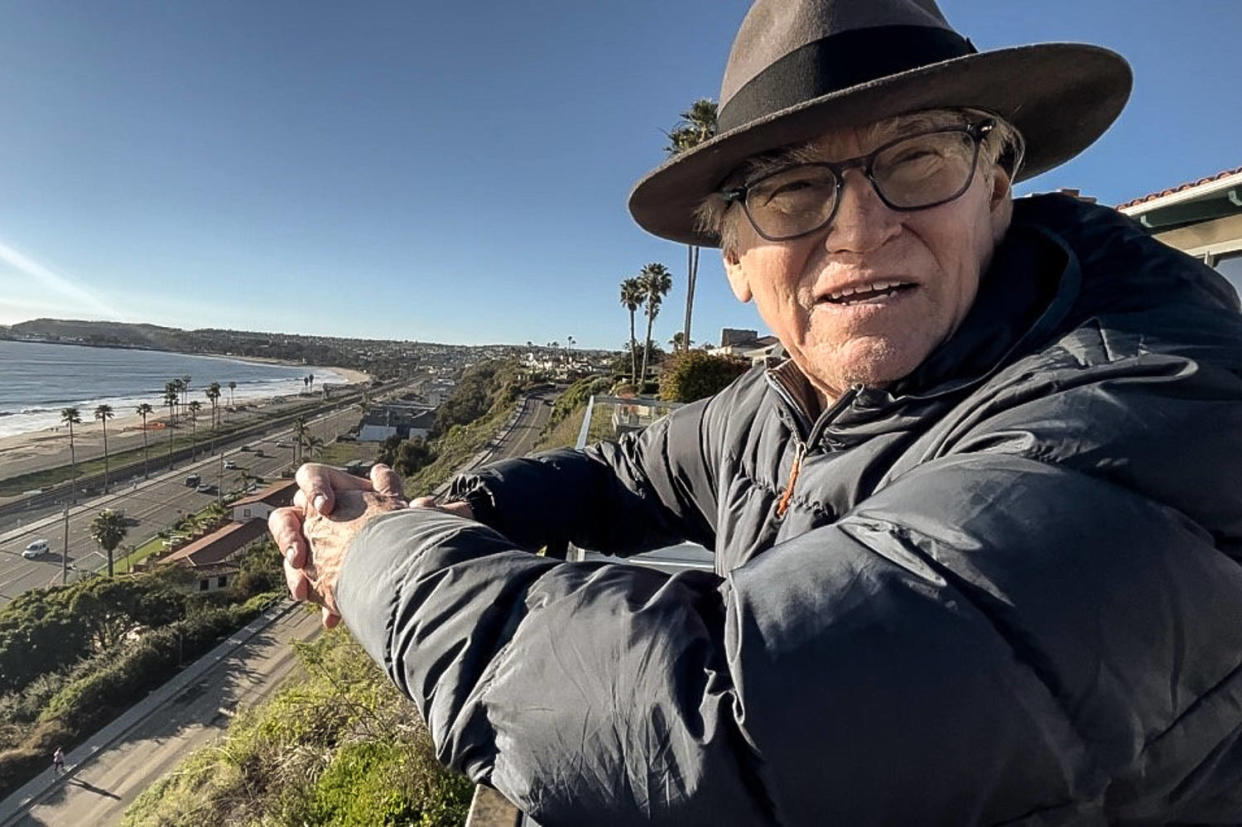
top-left (231, 479), bottom-right (299, 509)
top-left (160, 519), bottom-right (268, 569)
top-left (1116, 165), bottom-right (1242, 210)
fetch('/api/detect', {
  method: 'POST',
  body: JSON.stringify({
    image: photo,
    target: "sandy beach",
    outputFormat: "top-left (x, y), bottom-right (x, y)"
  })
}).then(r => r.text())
top-left (0, 364), bottom-right (370, 483)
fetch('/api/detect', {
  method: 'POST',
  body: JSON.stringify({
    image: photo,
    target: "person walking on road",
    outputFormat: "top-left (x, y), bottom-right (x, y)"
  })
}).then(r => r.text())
top-left (51, 747), bottom-right (64, 776)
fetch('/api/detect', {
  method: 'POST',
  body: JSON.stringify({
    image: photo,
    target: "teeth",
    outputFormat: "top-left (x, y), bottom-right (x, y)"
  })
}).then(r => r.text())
top-left (826, 280), bottom-right (908, 301)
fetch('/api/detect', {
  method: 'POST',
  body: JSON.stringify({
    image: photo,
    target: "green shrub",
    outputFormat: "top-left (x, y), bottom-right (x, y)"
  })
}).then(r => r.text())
top-left (658, 350), bottom-right (749, 402)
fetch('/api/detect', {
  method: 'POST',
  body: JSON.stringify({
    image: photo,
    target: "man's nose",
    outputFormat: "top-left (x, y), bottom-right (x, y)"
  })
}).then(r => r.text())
top-left (824, 168), bottom-right (900, 254)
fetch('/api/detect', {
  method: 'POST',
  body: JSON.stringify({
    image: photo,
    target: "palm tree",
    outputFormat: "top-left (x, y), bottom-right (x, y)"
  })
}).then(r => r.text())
top-left (60, 407), bottom-right (82, 499)
top-left (664, 98), bottom-right (718, 355)
top-left (164, 383), bottom-right (179, 468)
top-left (188, 401), bottom-right (202, 460)
top-left (94, 404), bottom-right (114, 493)
top-left (291, 417), bottom-right (309, 466)
top-left (88, 508), bottom-right (128, 577)
top-left (135, 403), bottom-right (154, 478)
top-left (228, 380), bottom-right (237, 408)
top-left (638, 262), bottom-right (673, 388)
top-left (620, 277), bottom-right (644, 385)
top-left (180, 375), bottom-right (191, 418)
top-left (302, 433), bottom-right (325, 462)
top-left (206, 382), bottom-right (221, 429)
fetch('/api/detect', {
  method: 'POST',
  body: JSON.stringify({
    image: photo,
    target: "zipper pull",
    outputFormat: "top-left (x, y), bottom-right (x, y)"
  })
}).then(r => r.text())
top-left (776, 440), bottom-right (807, 518)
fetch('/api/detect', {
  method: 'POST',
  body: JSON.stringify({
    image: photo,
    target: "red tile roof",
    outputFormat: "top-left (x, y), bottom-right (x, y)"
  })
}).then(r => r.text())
top-left (160, 519), bottom-right (268, 568)
top-left (231, 479), bottom-right (299, 509)
top-left (1116, 165), bottom-right (1242, 210)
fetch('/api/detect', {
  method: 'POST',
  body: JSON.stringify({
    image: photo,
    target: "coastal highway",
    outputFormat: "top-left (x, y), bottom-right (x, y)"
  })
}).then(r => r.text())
top-left (8, 604), bottom-right (323, 827)
top-left (0, 405), bottom-right (360, 606)
top-left (3, 391), bottom-right (557, 825)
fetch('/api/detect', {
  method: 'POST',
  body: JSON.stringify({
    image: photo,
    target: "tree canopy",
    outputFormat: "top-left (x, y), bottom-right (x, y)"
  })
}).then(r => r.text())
top-left (658, 350), bottom-right (750, 403)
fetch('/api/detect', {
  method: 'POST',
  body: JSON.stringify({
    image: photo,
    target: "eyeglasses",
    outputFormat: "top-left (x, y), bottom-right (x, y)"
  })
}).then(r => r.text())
top-left (722, 120), bottom-right (994, 242)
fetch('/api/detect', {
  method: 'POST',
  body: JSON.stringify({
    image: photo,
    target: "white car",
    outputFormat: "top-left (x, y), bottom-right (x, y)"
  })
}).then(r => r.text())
top-left (224, 460), bottom-right (238, 470)
top-left (22, 539), bottom-right (50, 559)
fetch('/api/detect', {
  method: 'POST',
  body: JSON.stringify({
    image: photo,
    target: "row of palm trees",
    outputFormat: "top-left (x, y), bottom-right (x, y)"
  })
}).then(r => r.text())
top-left (620, 263), bottom-right (674, 387)
top-left (613, 100), bottom-right (718, 391)
top-left (58, 376), bottom-right (239, 500)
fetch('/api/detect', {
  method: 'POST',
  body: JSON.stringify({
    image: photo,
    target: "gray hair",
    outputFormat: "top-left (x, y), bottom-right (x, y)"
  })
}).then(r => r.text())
top-left (695, 108), bottom-right (1025, 256)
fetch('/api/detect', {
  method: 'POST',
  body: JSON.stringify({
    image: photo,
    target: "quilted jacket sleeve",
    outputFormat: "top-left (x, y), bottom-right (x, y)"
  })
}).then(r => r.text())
top-left (447, 395), bottom-right (718, 554)
top-left (335, 447), bottom-right (1242, 824)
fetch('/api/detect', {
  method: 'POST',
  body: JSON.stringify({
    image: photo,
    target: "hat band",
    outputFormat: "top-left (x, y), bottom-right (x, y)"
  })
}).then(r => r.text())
top-left (717, 25), bottom-right (978, 134)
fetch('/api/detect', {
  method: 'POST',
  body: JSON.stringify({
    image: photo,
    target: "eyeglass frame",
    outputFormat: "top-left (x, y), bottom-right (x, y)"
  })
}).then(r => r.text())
top-left (720, 119), bottom-right (996, 242)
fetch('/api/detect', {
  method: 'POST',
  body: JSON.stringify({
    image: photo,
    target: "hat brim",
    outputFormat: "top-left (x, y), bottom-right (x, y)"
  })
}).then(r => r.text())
top-left (628, 43), bottom-right (1132, 247)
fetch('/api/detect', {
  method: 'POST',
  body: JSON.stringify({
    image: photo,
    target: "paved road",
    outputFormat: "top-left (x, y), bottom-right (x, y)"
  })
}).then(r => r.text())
top-left (493, 391), bottom-right (556, 460)
top-left (11, 605), bottom-right (323, 826)
top-left (0, 405), bottom-right (360, 606)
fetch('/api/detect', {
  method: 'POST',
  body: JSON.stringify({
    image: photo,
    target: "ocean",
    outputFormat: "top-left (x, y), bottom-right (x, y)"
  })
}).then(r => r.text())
top-left (0, 340), bottom-right (351, 438)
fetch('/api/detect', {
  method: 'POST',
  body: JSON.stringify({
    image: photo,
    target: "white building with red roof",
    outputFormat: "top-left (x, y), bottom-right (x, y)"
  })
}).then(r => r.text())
top-left (1116, 166), bottom-right (1242, 293)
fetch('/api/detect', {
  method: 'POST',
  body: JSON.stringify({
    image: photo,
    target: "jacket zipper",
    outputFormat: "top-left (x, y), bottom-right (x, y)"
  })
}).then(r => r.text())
top-left (774, 384), bottom-right (861, 517)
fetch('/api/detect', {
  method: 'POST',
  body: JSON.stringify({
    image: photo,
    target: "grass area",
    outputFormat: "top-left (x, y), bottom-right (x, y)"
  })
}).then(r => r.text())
top-left (532, 401), bottom-right (588, 452)
top-left (121, 629), bottom-right (473, 827)
top-left (316, 440), bottom-right (378, 468)
top-left (114, 535), bottom-right (166, 573)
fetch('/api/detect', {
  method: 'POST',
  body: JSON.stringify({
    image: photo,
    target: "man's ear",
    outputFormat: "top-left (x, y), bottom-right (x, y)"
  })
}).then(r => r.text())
top-left (988, 165), bottom-right (1014, 243)
top-left (989, 164), bottom-right (1012, 208)
top-left (723, 250), bottom-right (753, 303)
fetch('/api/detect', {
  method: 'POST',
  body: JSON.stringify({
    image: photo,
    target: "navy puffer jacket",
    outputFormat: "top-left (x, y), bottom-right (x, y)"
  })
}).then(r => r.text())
top-left (337, 194), bottom-right (1242, 825)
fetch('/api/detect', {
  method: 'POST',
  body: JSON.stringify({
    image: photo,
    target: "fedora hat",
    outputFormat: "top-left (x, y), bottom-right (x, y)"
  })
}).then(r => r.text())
top-left (628, 0), bottom-right (1132, 246)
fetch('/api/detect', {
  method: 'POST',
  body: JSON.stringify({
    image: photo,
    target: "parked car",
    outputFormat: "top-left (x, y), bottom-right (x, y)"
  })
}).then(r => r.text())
top-left (224, 460), bottom-right (238, 470)
top-left (196, 483), bottom-right (217, 494)
top-left (22, 539), bottom-right (50, 559)
top-left (275, 441), bottom-right (291, 448)
top-left (239, 445), bottom-right (253, 452)
top-left (184, 474), bottom-right (201, 487)
top-left (254, 449), bottom-right (265, 458)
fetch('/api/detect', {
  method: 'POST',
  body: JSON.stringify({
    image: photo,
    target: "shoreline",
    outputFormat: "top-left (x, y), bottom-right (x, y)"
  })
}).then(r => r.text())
top-left (1, 338), bottom-right (372, 386)
top-left (0, 389), bottom-right (352, 483)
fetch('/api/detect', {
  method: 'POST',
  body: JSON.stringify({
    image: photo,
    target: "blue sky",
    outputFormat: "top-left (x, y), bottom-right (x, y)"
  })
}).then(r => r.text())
top-left (0, 1), bottom-right (1238, 350)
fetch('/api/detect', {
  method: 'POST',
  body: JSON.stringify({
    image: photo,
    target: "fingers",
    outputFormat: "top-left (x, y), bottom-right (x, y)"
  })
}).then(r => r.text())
top-left (295, 462), bottom-right (365, 516)
top-left (268, 506), bottom-right (312, 602)
top-left (321, 607), bottom-right (341, 629)
top-left (268, 507), bottom-right (308, 569)
top-left (409, 494), bottom-right (474, 521)
top-left (284, 558), bottom-right (309, 602)
top-left (370, 464), bottom-right (405, 499)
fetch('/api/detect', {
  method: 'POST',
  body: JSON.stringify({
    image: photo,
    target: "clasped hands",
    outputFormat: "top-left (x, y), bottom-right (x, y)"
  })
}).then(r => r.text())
top-left (267, 463), bottom-right (472, 627)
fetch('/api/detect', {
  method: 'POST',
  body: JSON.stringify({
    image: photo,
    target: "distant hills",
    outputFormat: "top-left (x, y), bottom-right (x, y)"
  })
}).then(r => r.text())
top-left (0, 318), bottom-right (487, 380)
top-left (3, 318), bottom-right (191, 351)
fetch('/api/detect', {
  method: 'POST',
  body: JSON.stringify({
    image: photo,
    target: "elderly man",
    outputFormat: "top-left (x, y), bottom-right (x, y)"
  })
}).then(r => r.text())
top-left (271, 0), bottom-right (1242, 823)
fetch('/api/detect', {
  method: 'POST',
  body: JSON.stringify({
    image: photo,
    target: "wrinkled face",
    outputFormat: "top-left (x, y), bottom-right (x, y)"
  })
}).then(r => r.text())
top-left (723, 115), bottom-right (1012, 400)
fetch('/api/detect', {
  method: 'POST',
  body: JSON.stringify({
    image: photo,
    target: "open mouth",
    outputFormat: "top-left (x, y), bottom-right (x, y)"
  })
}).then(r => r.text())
top-left (819, 280), bottom-right (916, 306)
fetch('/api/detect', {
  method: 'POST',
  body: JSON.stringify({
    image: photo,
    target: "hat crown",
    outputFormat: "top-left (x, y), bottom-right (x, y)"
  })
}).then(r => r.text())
top-left (722, 0), bottom-right (957, 105)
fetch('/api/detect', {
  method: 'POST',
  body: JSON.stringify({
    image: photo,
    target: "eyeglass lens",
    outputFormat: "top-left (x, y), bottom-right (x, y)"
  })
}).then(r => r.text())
top-left (744, 130), bottom-right (979, 240)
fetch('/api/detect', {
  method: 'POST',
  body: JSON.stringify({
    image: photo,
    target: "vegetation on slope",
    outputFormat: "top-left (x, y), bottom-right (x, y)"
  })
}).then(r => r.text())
top-left (122, 629), bottom-right (473, 827)
top-left (0, 544), bottom-right (284, 798)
